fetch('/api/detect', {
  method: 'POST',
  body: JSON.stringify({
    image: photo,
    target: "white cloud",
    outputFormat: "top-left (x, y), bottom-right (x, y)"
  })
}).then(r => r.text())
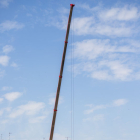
top-left (0, 55), bottom-right (10, 66)
top-left (9, 101), bottom-right (45, 118)
top-left (1, 120), bottom-right (8, 124)
top-left (49, 97), bottom-right (55, 105)
top-left (91, 60), bottom-right (132, 81)
top-left (0, 0), bottom-right (12, 8)
top-left (0, 98), bottom-right (3, 103)
top-left (50, 5), bottom-right (140, 37)
top-left (113, 99), bottom-right (128, 106)
top-left (84, 105), bottom-right (106, 114)
top-left (2, 86), bottom-right (12, 91)
top-left (83, 114), bottom-right (104, 122)
top-left (84, 98), bottom-right (128, 115)
top-left (91, 70), bottom-right (111, 80)
top-left (74, 39), bottom-right (110, 59)
top-left (94, 25), bottom-right (132, 37)
top-left (11, 62), bottom-right (18, 67)
top-left (29, 115), bottom-right (46, 123)
top-left (3, 45), bottom-right (14, 54)
top-left (73, 39), bottom-right (140, 81)
top-left (0, 20), bottom-right (24, 32)
top-left (92, 114), bottom-right (104, 121)
top-left (72, 17), bottom-right (133, 37)
top-left (5, 107), bottom-right (11, 112)
top-left (99, 6), bottom-right (139, 21)
top-left (4, 92), bottom-right (22, 101)
top-left (46, 15), bottom-right (67, 30)
top-left (0, 110), bottom-right (3, 116)
top-left (74, 39), bottom-right (137, 60)
top-left (0, 107), bottom-right (11, 116)
top-left (46, 7), bottom-right (70, 30)
top-left (72, 17), bottom-right (95, 35)
top-left (57, 7), bottom-right (69, 15)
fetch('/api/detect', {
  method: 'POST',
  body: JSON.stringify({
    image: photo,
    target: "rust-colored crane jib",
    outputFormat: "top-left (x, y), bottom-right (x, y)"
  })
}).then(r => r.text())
top-left (49, 4), bottom-right (75, 140)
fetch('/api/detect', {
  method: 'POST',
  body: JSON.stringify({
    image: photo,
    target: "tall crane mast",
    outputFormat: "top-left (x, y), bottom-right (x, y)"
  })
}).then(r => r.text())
top-left (49, 4), bottom-right (75, 140)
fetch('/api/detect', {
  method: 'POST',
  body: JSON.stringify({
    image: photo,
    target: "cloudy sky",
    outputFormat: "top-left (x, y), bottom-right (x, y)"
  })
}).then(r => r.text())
top-left (0, 0), bottom-right (140, 140)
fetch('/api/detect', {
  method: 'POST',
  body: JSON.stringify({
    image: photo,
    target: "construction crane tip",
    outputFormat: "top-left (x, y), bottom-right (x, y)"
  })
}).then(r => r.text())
top-left (70, 4), bottom-right (75, 7)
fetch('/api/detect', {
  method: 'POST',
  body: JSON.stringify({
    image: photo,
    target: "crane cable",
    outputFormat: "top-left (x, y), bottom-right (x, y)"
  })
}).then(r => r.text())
top-left (70, 10), bottom-right (75, 140)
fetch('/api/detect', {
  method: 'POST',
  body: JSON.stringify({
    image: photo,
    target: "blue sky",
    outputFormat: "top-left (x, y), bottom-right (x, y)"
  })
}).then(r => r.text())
top-left (0, 0), bottom-right (140, 140)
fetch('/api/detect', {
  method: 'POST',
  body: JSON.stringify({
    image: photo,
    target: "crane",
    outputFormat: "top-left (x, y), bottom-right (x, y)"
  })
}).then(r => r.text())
top-left (49, 4), bottom-right (75, 140)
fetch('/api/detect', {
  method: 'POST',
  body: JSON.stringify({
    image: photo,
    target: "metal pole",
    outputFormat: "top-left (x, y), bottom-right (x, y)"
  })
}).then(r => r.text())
top-left (9, 133), bottom-right (11, 140)
top-left (49, 4), bottom-right (75, 140)
top-left (66, 137), bottom-right (70, 140)
top-left (1, 134), bottom-right (2, 140)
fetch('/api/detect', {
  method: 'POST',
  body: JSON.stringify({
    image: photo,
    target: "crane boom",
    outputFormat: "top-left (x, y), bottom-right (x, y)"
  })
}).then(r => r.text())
top-left (49, 4), bottom-right (75, 140)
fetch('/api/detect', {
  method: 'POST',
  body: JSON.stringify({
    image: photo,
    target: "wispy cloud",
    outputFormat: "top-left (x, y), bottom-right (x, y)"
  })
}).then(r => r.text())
top-left (29, 115), bottom-right (46, 123)
top-left (99, 6), bottom-right (139, 21)
top-left (0, 21), bottom-right (24, 32)
top-left (1, 86), bottom-right (12, 91)
top-left (0, 98), bottom-right (3, 103)
top-left (84, 98), bottom-right (128, 115)
top-left (72, 39), bottom-right (140, 81)
top-left (72, 16), bottom-right (134, 37)
top-left (3, 45), bottom-right (14, 54)
top-left (47, 5), bottom-right (140, 81)
top-left (46, 15), bottom-right (67, 30)
top-left (0, 109), bottom-right (3, 116)
top-left (113, 99), bottom-right (128, 106)
top-left (50, 5), bottom-right (140, 37)
top-left (0, 55), bottom-right (10, 66)
top-left (4, 92), bottom-right (22, 101)
top-left (9, 101), bottom-right (45, 118)
top-left (45, 7), bottom-right (69, 30)
top-left (76, 5), bottom-right (140, 36)
top-left (1, 120), bottom-right (8, 124)
top-left (11, 62), bottom-right (18, 67)
top-left (83, 114), bottom-right (104, 122)
top-left (0, 0), bottom-right (12, 8)
top-left (0, 107), bottom-right (11, 116)
top-left (84, 105), bottom-right (107, 114)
